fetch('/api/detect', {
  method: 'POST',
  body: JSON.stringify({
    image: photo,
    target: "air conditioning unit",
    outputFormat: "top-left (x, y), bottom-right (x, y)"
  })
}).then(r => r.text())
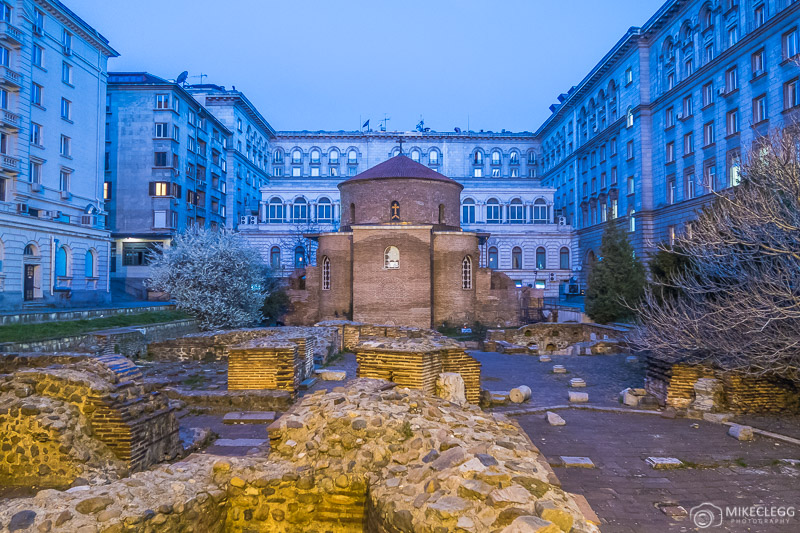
top-left (240, 215), bottom-right (257, 225)
top-left (16, 202), bottom-right (28, 214)
top-left (558, 216), bottom-right (567, 226)
top-left (717, 87), bottom-right (727, 96)
top-left (31, 183), bottom-right (43, 193)
top-left (549, 273), bottom-right (556, 281)
top-left (676, 112), bottom-right (684, 120)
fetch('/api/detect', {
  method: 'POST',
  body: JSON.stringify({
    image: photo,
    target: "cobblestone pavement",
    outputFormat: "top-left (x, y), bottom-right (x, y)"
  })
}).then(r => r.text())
top-left (473, 350), bottom-right (644, 408)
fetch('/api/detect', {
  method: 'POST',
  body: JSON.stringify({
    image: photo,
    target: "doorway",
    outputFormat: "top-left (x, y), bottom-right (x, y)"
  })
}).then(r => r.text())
top-left (24, 264), bottom-right (37, 301)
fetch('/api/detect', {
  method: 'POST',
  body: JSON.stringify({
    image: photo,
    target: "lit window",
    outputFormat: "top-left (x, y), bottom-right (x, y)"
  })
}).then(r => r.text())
top-left (629, 210), bottom-right (636, 232)
top-left (294, 246), bottom-right (305, 268)
top-left (488, 247), bottom-right (498, 269)
top-left (462, 256), bottom-right (472, 289)
top-left (321, 256), bottom-right (330, 290)
top-left (384, 246), bottom-right (399, 269)
top-left (536, 247), bottom-right (546, 270)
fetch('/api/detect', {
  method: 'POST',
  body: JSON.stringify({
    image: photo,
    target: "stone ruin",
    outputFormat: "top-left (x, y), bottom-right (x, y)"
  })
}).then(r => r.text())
top-left (0, 353), bottom-right (182, 490)
top-left (0, 380), bottom-right (599, 532)
top-left (485, 323), bottom-right (627, 356)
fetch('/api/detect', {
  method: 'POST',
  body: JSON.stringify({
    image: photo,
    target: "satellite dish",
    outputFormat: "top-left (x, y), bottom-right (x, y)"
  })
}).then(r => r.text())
top-left (176, 71), bottom-right (188, 85)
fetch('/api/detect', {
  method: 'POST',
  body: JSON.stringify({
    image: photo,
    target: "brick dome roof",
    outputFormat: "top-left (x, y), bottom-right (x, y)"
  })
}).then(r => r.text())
top-left (343, 154), bottom-right (460, 186)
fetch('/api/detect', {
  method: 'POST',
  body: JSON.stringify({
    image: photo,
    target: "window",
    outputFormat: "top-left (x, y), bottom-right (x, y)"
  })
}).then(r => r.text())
top-left (726, 109), bottom-right (739, 135)
top-left (626, 107), bottom-right (634, 128)
top-left (665, 107), bottom-right (675, 128)
top-left (292, 167), bottom-right (301, 177)
top-left (629, 209), bottom-right (636, 232)
top-left (473, 168), bottom-right (483, 177)
top-left (683, 132), bottom-right (694, 155)
top-left (153, 210), bottom-right (168, 228)
top-left (667, 72), bottom-right (675, 90)
top-left (154, 152), bottom-right (168, 166)
top-left (728, 151), bottom-right (741, 186)
top-left (752, 94), bottom-right (767, 123)
top-left (627, 175), bottom-right (635, 195)
top-left (317, 198), bottom-right (332, 222)
top-left (321, 256), bottom-right (330, 290)
top-left (292, 149), bottom-right (302, 164)
top-left (85, 250), bottom-right (97, 279)
top-left (491, 151), bottom-right (501, 165)
top-left (348, 149), bottom-right (357, 164)
top-left (611, 166), bottom-right (618, 184)
top-left (462, 256), bottom-right (472, 289)
top-left (33, 9), bottom-right (43, 34)
top-left (704, 43), bottom-right (715, 63)
top-left (151, 181), bottom-right (169, 196)
top-left (668, 226), bottom-right (676, 246)
top-left (510, 152), bottom-right (519, 165)
top-left (33, 45), bottom-right (43, 68)
top-left (172, 125), bottom-right (179, 141)
top-left (626, 140), bottom-right (634, 160)
top-left (666, 142), bottom-right (675, 163)
top-left (491, 168), bottom-right (501, 177)
top-left (512, 247), bottom-right (523, 270)
top-left (274, 150), bottom-right (284, 163)
top-left (685, 57), bottom-right (694, 77)
top-left (270, 246), bottom-right (281, 269)
top-left (292, 197), bottom-right (308, 222)
top-left (294, 246), bottom-right (306, 269)
top-left (558, 247), bottom-right (570, 270)
top-left (268, 197), bottom-right (284, 222)
top-left (329, 167), bottom-right (338, 177)
top-left (0, 88), bottom-right (6, 111)
top-left (473, 151), bottom-right (483, 165)
top-left (311, 167), bottom-right (320, 177)
top-left (751, 49), bottom-right (766, 76)
top-left (237, 118), bottom-right (242, 132)
top-left (155, 123), bottom-right (168, 138)
top-left (667, 177), bottom-right (676, 204)
top-left (509, 199), bottom-right (524, 223)
top-left (703, 121), bottom-right (715, 146)
top-left (60, 98), bottom-right (71, 120)
top-left (462, 199), bottom-right (475, 223)
top-left (533, 198), bottom-right (548, 224)
top-left (785, 79), bottom-right (799, 109)
top-left (55, 246), bottom-right (69, 278)
top-left (30, 123), bottom-right (42, 146)
top-left (536, 247), bottom-right (546, 270)
top-left (62, 62), bottom-right (72, 84)
top-left (410, 149), bottom-right (420, 162)
top-left (62, 29), bottom-right (72, 53)
top-left (725, 67), bottom-right (738, 92)
top-left (727, 26), bottom-right (738, 48)
top-left (611, 198), bottom-right (618, 219)
top-left (682, 95), bottom-right (693, 117)
top-left (702, 82), bottom-right (714, 107)
top-left (754, 4), bottom-right (765, 28)
top-left (705, 163), bottom-right (717, 191)
top-left (384, 246), bottom-right (399, 269)
top-left (625, 67), bottom-right (633, 85)
top-left (685, 172), bottom-right (696, 199)
top-left (103, 181), bottom-right (112, 200)
top-left (29, 161), bottom-right (41, 183)
top-left (60, 135), bottom-right (71, 156)
top-left (783, 29), bottom-right (799, 60)
top-left (0, 2), bottom-right (10, 23)
top-left (486, 199), bottom-right (501, 223)
top-left (31, 83), bottom-right (43, 106)
top-left (156, 94), bottom-right (170, 109)
top-left (59, 170), bottom-right (70, 192)
top-left (310, 149), bottom-right (320, 164)
top-left (488, 247), bottom-right (498, 269)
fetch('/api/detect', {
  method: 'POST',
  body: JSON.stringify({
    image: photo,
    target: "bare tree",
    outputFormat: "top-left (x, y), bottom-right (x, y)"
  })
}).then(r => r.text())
top-left (631, 125), bottom-right (800, 382)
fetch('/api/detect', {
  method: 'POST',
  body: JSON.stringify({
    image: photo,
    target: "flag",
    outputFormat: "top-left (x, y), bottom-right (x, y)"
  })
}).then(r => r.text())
top-left (362, 119), bottom-right (370, 129)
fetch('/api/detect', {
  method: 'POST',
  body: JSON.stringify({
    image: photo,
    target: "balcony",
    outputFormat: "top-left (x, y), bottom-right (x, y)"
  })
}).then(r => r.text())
top-left (0, 65), bottom-right (21, 90)
top-left (1, 153), bottom-right (19, 175)
top-left (0, 22), bottom-right (22, 48)
top-left (0, 109), bottom-right (19, 131)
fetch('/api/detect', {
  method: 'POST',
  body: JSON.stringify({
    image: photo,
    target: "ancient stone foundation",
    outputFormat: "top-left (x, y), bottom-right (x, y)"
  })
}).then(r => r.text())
top-left (485, 323), bottom-right (627, 356)
top-left (645, 359), bottom-right (800, 413)
top-left (0, 353), bottom-right (181, 488)
top-left (0, 380), bottom-right (599, 532)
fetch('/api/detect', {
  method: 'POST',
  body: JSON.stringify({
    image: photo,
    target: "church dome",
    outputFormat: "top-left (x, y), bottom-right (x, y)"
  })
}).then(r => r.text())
top-left (338, 155), bottom-right (463, 229)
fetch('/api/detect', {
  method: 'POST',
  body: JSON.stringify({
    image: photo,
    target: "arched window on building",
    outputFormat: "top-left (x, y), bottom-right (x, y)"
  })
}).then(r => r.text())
top-left (626, 107), bottom-right (634, 128)
top-left (410, 149), bottom-right (420, 162)
top-left (462, 256), bottom-right (472, 289)
top-left (270, 246), bottom-right (281, 269)
top-left (488, 246), bottom-right (498, 269)
top-left (294, 246), bottom-right (306, 269)
top-left (24, 243), bottom-right (38, 256)
top-left (350, 203), bottom-right (356, 224)
top-left (273, 149), bottom-right (284, 163)
top-left (560, 247), bottom-right (570, 269)
top-left (491, 150), bottom-right (501, 165)
top-left (390, 200), bottom-right (400, 221)
top-left (329, 149), bottom-right (339, 163)
top-left (85, 249), bottom-right (97, 278)
top-left (317, 197), bottom-right (332, 222)
top-left (533, 198), bottom-right (549, 224)
top-left (438, 204), bottom-right (445, 224)
top-left (292, 149), bottom-right (302, 164)
top-left (384, 246), bottom-right (399, 269)
top-left (536, 247), bottom-right (546, 270)
top-left (310, 149), bottom-right (320, 164)
top-left (348, 149), bottom-right (358, 164)
top-left (486, 198), bottom-right (501, 224)
top-left (629, 209), bottom-right (636, 232)
top-left (428, 150), bottom-right (439, 165)
top-left (462, 198), bottom-right (475, 224)
top-left (509, 199), bottom-right (524, 224)
top-left (292, 197), bottom-right (308, 223)
top-left (268, 197), bottom-right (284, 223)
top-left (512, 247), bottom-right (523, 270)
top-left (321, 256), bottom-right (331, 290)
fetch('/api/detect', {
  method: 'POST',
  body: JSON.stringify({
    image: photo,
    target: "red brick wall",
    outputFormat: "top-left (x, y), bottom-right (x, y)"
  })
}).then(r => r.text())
top-left (316, 233), bottom-right (353, 321)
top-left (432, 232), bottom-right (479, 326)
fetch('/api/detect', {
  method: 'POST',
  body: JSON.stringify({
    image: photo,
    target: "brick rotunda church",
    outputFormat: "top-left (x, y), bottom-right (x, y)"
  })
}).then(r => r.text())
top-left (284, 155), bottom-right (525, 328)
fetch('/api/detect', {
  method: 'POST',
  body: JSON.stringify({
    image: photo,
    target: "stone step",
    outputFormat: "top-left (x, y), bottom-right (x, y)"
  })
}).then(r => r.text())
top-left (222, 411), bottom-right (277, 425)
top-left (213, 438), bottom-right (268, 447)
top-left (299, 377), bottom-right (318, 390)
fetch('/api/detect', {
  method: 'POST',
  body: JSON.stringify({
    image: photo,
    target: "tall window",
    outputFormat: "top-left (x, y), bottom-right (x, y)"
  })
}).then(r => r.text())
top-left (321, 256), bottom-right (330, 290)
top-left (391, 200), bottom-right (401, 221)
top-left (317, 197), bottom-right (332, 222)
top-left (84, 250), bottom-right (96, 278)
top-left (462, 198), bottom-right (475, 223)
top-left (292, 149), bottom-right (301, 164)
top-left (536, 247), bottom-right (546, 270)
top-left (292, 197), bottom-right (308, 222)
top-left (559, 247), bottom-right (570, 269)
top-left (384, 246), bottom-right (399, 269)
top-left (488, 247), bottom-right (498, 269)
top-left (61, 98), bottom-right (71, 120)
top-left (473, 151), bottom-right (483, 165)
top-left (751, 49), bottom-right (766, 76)
top-left (629, 209), bottom-right (636, 232)
top-left (728, 151), bottom-right (741, 186)
top-left (348, 150), bottom-right (357, 164)
top-left (270, 246), bottom-right (281, 269)
top-left (486, 199), bottom-right (501, 223)
top-left (268, 197), bottom-right (284, 223)
top-left (512, 247), bottom-right (523, 270)
top-left (533, 198), bottom-right (548, 224)
top-left (725, 67), bottom-right (738, 92)
top-left (329, 150), bottom-right (338, 163)
top-left (703, 121), bottom-right (715, 146)
top-left (462, 256), bottom-right (472, 289)
top-left (62, 62), bottom-right (73, 84)
top-left (55, 246), bottom-right (69, 278)
top-left (783, 28), bottom-right (799, 61)
top-left (429, 150), bottom-right (439, 165)
top-left (491, 151), bottom-right (501, 165)
top-left (509, 199), bottom-right (524, 223)
top-left (752, 94), bottom-right (767, 123)
top-left (31, 83), bottom-right (43, 106)
top-left (410, 149), bottom-right (420, 162)
top-left (294, 246), bottom-right (305, 269)
top-left (785, 78), bottom-right (799, 110)
top-left (310, 150), bottom-right (320, 164)
top-left (33, 45), bottom-right (43, 68)
top-left (726, 109), bottom-right (739, 135)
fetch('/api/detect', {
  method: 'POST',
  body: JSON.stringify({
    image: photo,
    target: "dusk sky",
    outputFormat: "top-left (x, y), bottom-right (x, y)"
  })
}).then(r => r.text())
top-left (69, 0), bottom-right (665, 132)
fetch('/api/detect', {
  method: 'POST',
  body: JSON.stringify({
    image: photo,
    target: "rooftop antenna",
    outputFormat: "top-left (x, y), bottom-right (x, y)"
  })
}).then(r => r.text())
top-left (175, 71), bottom-right (188, 86)
top-left (379, 114), bottom-right (390, 132)
top-left (188, 73), bottom-right (208, 84)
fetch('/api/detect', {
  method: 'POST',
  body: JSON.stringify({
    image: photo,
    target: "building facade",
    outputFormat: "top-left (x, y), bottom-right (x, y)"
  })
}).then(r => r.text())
top-left (0, 0), bottom-right (117, 310)
top-left (537, 0), bottom-right (800, 280)
top-left (240, 131), bottom-right (578, 298)
top-left (105, 73), bottom-right (231, 297)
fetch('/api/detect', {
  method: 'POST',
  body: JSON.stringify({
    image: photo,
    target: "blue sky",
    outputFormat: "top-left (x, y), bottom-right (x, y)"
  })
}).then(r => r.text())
top-left (69, 0), bottom-right (665, 132)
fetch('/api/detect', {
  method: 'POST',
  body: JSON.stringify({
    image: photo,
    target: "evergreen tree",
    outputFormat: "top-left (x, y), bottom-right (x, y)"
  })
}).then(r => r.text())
top-left (585, 222), bottom-right (645, 324)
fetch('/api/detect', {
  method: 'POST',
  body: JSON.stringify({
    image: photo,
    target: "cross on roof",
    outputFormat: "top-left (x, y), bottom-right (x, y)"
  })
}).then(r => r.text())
top-left (397, 137), bottom-right (404, 155)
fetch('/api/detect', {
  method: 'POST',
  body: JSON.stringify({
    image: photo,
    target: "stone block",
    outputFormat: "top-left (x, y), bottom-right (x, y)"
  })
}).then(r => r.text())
top-left (316, 370), bottom-right (347, 381)
top-left (552, 365), bottom-right (566, 374)
top-left (436, 372), bottom-right (467, 406)
top-left (222, 412), bottom-right (276, 425)
top-left (559, 456), bottom-right (594, 468)
top-left (569, 378), bottom-right (585, 388)
top-left (509, 385), bottom-right (531, 404)
top-left (702, 412), bottom-right (733, 424)
top-left (539, 355), bottom-right (551, 363)
top-left (645, 457), bottom-right (684, 469)
top-left (692, 377), bottom-right (724, 412)
top-left (545, 411), bottom-right (565, 426)
top-left (728, 424), bottom-right (754, 441)
top-left (568, 391), bottom-right (588, 403)
top-left (501, 516), bottom-right (561, 533)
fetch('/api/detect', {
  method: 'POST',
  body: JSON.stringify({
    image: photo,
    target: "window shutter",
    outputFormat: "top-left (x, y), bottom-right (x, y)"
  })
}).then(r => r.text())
top-left (148, 182), bottom-right (155, 196)
top-left (174, 184), bottom-right (181, 199)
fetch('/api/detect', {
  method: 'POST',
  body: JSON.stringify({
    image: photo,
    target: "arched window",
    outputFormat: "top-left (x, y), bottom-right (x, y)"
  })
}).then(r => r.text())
top-left (629, 209), bottom-right (636, 232)
top-left (488, 246), bottom-right (498, 269)
top-left (462, 256), bottom-right (472, 289)
top-left (509, 199), bottom-right (524, 224)
top-left (292, 149), bottom-right (302, 164)
top-left (84, 249), bottom-right (97, 278)
top-left (486, 198), bottom-right (501, 224)
top-left (310, 149), bottom-right (320, 164)
top-left (512, 247), bottom-right (523, 270)
top-left (270, 246), bottom-right (281, 269)
top-left (626, 107), bottom-right (634, 128)
top-left (292, 197), bottom-right (308, 222)
top-left (329, 149), bottom-right (339, 163)
top-left (55, 246), bottom-right (70, 278)
top-left (268, 197), bottom-right (284, 223)
top-left (390, 200), bottom-right (400, 221)
top-left (462, 198), bottom-right (475, 223)
top-left (491, 150), bottom-right (501, 165)
top-left (533, 198), bottom-right (549, 224)
top-left (23, 243), bottom-right (38, 256)
top-left (348, 149), bottom-right (357, 164)
top-left (273, 149), bottom-right (284, 163)
top-left (321, 256), bottom-right (331, 290)
top-left (317, 197), bottom-right (332, 222)
top-left (510, 151), bottom-right (519, 164)
top-left (384, 246), bottom-right (399, 269)
top-left (473, 150), bottom-right (483, 165)
top-left (410, 149), bottom-right (420, 162)
top-left (349, 203), bottom-right (356, 224)
top-left (536, 247), bottom-right (546, 270)
top-left (438, 204), bottom-right (445, 224)
top-left (560, 247), bottom-right (570, 269)
top-left (428, 150), bottom-right (439, 165)
top-left (294, 246), bottom-right (306, 269)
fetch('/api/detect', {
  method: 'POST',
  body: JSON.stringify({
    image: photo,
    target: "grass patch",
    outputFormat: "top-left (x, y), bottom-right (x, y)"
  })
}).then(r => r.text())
top-left (322, 351), bottom-right (346, 368)
top-left (0, 310), bottom-right (190, 344)
top-left (182, 375), bottom-right (206, 389)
